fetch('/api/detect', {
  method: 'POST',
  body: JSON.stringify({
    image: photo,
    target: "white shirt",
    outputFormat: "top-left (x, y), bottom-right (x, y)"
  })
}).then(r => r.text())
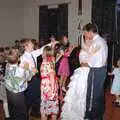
top-left (88, 34), bottom-right (108, 68)
top-left (20, 43), bottom-right (51, 70)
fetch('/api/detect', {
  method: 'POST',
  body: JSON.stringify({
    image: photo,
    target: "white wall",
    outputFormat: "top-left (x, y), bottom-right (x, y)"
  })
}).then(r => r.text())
top-left (0, 0), bottom-right (92, 46)
top-left (23, 0), bottom-right (92, 43)
top-left (0, 0), bottom-right (24, 47)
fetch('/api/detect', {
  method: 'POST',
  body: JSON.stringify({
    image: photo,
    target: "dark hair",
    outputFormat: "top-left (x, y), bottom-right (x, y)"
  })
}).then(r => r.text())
top-left (20, 38), bottom-right (32, 47)
top-left (83, 23), bottom-right (98, 33)
top-left (54, 43), bottom-right (61, 55)
top-left (0, 48), bottom-right (4, 53)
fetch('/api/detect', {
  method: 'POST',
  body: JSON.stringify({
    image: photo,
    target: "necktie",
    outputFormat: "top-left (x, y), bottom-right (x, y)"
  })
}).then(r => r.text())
top-left (31, 54), bottom-right (37, 68)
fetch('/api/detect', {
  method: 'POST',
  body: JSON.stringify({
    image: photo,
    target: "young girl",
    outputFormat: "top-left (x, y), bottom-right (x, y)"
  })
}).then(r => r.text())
top-left (40, 46), bottom-right (58, 120)
top-left (110, 59), bottom-right (120, 106)
top-left (61, 36), bottom-right (91, 120)
top-left (4, 48), bottom-right (35, 120)
top-left (58, 35), bottom-right (74, 92)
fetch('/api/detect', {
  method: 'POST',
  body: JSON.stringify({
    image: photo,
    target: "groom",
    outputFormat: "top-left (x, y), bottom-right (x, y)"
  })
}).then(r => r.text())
top-left (83, 23), bottom-right (108, 120)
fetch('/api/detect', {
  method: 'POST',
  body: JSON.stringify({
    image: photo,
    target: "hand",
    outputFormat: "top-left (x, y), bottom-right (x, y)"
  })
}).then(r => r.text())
top-left (60, 50), bottom-right (64, 55)
top-left (32, 68), bottom-right (38, 74)
top-left (23, 62), bottom-right (29, 70)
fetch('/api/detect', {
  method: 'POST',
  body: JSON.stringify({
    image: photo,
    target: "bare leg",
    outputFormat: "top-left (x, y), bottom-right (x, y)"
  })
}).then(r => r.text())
top-left (62, 76), bottom-right (68, 92)
top-left (62, 76), bottom-right (68, 88)
top-left (59, 76), bottom-right (64, 87)
top-left (51, 114), bottom-right (57, 120)
top-left (41, 114), bottom-right (47, 120)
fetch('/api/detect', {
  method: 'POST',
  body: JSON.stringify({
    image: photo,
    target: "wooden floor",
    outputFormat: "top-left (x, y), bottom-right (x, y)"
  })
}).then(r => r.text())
top-left (0, 90), bottom-right (120, 120)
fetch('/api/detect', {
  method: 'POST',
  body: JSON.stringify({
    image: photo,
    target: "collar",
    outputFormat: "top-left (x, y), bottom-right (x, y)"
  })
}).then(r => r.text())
top-left (24, 51), bottom-right (32, 55)
top-left (93, 34), bottom-right (99, 41)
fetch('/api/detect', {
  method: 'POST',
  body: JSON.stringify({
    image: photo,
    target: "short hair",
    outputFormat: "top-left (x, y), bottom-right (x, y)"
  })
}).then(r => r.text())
top-left (43, 46), bottom-right (54, 57)
top-left (83, 23), bottom-right (98, 33)
top-left (4, 47), bottom-right (10, 56)
top-left (0, 48), bottom-right (4, 53)
top-left (0, 54), bottom-right (5, 63)
top-left (6, 48), bottom-right (19, 64)
top-left (20, 38), bottom-right (32, 47)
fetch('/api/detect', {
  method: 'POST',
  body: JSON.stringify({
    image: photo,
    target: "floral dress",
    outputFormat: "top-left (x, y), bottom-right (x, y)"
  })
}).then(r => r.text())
top-left (40, 59), bottom-right (59, 115)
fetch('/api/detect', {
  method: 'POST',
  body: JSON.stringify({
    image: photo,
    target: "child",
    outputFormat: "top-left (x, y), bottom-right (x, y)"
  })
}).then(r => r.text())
top-left (0, 48), bottom-right (10, 119)
top-left (57, 40), bottom-right (74, 92)
top-left (20, 38), bottom-right (45, 117)
top-left (110, 59), bottom-right (120, 106)
top-left (40, 46), bottom-right (58, 120)
top-left (4, 48), bottom-right (35, 120)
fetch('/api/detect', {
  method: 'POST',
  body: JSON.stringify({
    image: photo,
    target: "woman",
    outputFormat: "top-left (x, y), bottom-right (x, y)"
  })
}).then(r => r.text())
top-left (61, 36), bottom-right (92, 120)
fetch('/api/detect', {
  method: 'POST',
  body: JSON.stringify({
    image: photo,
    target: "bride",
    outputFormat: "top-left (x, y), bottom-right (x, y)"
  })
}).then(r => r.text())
top-left (61, 37), bottom-right (93, 120)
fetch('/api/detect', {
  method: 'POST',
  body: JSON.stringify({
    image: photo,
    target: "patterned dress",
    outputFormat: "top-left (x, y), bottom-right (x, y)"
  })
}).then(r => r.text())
top-left (40, 59), bottom-right (59, 115)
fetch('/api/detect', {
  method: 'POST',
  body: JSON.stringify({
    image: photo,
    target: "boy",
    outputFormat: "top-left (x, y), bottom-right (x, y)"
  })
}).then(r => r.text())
top-left (4, 48), bottom-right (34, 120)
top-left (20, 38), bottom-right (51, 117)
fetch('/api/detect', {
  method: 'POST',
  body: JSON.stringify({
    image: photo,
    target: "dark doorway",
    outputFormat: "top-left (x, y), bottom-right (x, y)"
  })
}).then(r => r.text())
top-left (39, 4), bottom-right (68, 44)
top-left (47, 8), bottom-right (58, 38)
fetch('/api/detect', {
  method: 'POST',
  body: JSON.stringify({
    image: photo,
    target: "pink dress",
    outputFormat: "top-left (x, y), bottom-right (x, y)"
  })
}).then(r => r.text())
top-left (40, 59), bottom-right (59, 115)
top-left (58, 50), bottom-right (70, 77)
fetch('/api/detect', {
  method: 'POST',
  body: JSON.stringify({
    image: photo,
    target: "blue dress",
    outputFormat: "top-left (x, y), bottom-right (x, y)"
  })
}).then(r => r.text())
top-left (111, 68), bottom-right (120, 95)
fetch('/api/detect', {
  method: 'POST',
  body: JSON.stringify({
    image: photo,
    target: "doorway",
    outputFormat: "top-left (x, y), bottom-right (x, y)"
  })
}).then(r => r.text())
top-left (39, 4), bottom-right (68, 44)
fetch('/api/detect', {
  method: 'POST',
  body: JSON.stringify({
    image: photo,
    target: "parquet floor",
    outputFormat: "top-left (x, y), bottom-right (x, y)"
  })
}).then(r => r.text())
top-left (0, 91), bottom-right (120, 120)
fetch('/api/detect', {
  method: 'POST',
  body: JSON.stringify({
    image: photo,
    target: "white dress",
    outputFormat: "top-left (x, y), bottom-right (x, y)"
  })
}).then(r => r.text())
top-left (111, 68), bottom-right (120, 95)
top-left (61, 49), bottom-right (90, 120)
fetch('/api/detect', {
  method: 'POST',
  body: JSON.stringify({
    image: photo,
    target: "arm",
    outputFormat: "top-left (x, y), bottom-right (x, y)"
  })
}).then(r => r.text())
top-left (32, 43), bottom-right (51, 58)
top-left (56, 53), bottom-right (63, 63)
top-left (65, 44), bottom-right (75, 56)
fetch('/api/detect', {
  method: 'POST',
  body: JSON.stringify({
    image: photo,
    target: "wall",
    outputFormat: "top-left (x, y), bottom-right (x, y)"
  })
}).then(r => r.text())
top-left (23, 0), bottom-right (92, 43)
top-left (0, 0), bottom-right (24, 47)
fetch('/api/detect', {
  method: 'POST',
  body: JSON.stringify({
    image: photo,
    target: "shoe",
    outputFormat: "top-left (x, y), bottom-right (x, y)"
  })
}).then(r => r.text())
top-left (30, 112), bottom-right (41, 117)
top-left (4, 117), bottom-right (11, 120)
top-left (112, 100), bottom-right (119, 105)
top-left (116, 102), bottom-right (120, 107)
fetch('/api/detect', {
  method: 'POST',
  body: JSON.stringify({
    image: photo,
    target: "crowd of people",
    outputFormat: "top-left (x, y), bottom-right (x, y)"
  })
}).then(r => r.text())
top-left (0, 23), bottom-right (120, 120)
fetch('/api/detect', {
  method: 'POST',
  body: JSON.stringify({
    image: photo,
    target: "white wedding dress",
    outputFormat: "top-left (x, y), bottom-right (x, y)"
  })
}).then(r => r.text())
top-left (61, 49), bottom-right (91, 120)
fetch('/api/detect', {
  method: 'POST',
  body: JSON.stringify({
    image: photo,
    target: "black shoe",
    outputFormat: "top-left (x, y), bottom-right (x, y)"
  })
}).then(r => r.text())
top-left (116, 102), bottom-right (120, 107)
top-left (30, 112), bottom-right (41, 117)
top-left (112, 100), bottom-right (119, 105)
top-left (4, 117), bottom-right (11, 120)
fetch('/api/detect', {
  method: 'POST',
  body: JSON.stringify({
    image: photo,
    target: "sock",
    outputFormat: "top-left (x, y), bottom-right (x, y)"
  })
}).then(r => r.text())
top-left (3, 101), bottom-right (10, 118)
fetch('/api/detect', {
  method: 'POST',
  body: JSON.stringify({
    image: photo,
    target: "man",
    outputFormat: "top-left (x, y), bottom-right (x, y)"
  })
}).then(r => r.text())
top-left (83, 23), bottom-right (108, 120)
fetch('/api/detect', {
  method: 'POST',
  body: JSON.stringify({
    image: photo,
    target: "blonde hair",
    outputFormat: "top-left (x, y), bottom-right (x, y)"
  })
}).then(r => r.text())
top-left (43, 46), bottom-right (54, 57)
